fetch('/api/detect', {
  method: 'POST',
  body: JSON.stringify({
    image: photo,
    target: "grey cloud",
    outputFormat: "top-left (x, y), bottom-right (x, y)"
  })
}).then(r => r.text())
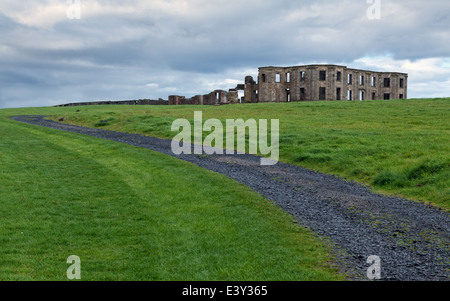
top-left (0, 0), bottom-right (449, 108)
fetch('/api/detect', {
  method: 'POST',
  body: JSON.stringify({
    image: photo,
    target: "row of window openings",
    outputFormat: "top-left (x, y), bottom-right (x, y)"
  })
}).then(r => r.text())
top-left (268, 72), bottom-right (308, 83)
top-left (266, 72), bottom-right (404, 88)
top-left (287, 87), bottom-right (404, 101)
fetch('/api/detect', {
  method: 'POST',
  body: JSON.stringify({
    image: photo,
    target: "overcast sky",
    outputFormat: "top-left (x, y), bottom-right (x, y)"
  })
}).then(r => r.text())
top-left (1, 0), bottom-right (449, 108)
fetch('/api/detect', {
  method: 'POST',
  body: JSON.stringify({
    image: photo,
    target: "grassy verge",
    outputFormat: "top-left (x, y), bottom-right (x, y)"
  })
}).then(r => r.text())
top-left (0, 107), bottom-right (345, 281)
top-left (48, 98), bottom-right (449, 211)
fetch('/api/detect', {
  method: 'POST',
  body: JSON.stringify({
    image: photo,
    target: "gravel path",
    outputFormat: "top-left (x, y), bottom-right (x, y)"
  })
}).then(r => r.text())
top-left (11, 115), bottom-right (449, 281)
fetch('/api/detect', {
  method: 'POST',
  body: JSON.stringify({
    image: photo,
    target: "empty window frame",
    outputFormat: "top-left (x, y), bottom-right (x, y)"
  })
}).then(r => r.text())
top-left (275, 74), bottom-right (281, 83)
top-left (238, 90), bottom-right (244, 102)
top-left (359, 90), bottom-right (364, 101)
top-left (286, 72), bottom-right (291, 83)
top-left (336, 88), bottom-right (341, 100)
top-left (319, 70), bottom-right (326, 81)
top-left (253, 90), bottom-right (259, 102)
top-left (399, 78), bottom-right (404, 88)
top-left (300, 71), bottom-right (306, 81)
top-left (384, 78), bottom-right (390, 88)
top-left (300, 88), bottom-right (306, 100)
top-left (262, 74), bottom-right (266, 83)
top-left (347, 90), bottom-right (352, 101)
top-left (337, 71), bottom-right (342, 82)
top-left (348, 74), bottom-right (352, 84)
top-left (319, 87), bottom-right (326, 100)
top-left (371, 76), bottom-right (376, 87)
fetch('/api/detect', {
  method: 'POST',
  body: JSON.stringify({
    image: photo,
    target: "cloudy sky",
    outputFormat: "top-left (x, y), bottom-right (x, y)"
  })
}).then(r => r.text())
top-left (1, 0), bottom-right (449, 108)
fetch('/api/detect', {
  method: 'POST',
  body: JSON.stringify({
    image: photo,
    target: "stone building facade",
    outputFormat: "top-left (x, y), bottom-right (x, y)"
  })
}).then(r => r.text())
top-left (256, 64), bottom-right (408, 102)
top-left (169, 64), bottom-right (408, 105)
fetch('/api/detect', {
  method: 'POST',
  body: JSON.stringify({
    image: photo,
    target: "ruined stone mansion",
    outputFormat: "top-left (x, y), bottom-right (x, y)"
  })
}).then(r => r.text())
top-left (169, 64), bottom-right (408, 105)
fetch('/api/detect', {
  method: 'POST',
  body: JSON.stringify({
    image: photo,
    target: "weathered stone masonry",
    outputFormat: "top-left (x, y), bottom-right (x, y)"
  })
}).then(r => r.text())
top-left (169, 64), bottom-right (408, 105)
top-left (55, 99), bottom-right (168, 107)
top-left (169, 89), bottom-right (239, 106)
top-left (258, 64), bottom-right (408, 102)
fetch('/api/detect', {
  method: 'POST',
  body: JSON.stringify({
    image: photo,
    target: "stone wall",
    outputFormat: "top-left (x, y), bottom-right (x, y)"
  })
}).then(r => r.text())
top-left (169, 89), bottom-right (239, 106)
top-left (56, 65), bottom-right (408, 108)
top-left (257, 64), bottom-right (408, 102)
top-left (55, 99), bottom-right (168, 107)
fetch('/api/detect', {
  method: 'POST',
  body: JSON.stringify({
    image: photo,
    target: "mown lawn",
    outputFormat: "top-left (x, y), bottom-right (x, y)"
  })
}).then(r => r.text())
top-left (49, 98), bottom-right (450, 211)
top-left (0, 107), bottom-right (344, 281)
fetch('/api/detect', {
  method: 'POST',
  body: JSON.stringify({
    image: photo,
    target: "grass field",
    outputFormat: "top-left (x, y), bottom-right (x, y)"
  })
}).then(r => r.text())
top-left (0, 106), bottom-right (344, 281)
top-left (1, 98), bottom-right (448, 280)
top-left (49, 98), bottom-right (450, 211)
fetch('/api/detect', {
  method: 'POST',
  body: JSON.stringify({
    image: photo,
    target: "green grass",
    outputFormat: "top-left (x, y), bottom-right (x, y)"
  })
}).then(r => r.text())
top-left (2, 97), bottom-right (448, 280)
top-left (49, 98), bottom-right (450, 211)
top-left (0, 107), bottom-right (344, 281)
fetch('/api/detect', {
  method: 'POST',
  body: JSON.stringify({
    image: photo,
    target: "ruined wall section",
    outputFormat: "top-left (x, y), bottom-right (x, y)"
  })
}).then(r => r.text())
top-left (227, 90), bottom-right (240, 104)
top-left (56, 99), bottom-right (168, 107)
top-left (345, 69), bottom-right (408, 101)
top-left (346, 68), bottom-right (376, 100)
top-left (258, 67), bottom-right (289, 102)
top-left (243, 76), bottom-right (259, 103)
top-left (169, 65), bottom-right (407, 105)
top-left (378, 72), bottom-right (408, 100)
top-left (257, 65), bottom-right (408, 102)
top-left (169, 89), bottom-right (239, 106)
top-left (259, 65), bottom-right (349, 102)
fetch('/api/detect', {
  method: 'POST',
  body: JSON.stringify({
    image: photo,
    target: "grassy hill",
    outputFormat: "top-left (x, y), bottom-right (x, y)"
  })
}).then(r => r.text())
top-left (1, 97), bottom-right (448, 280)
top-left (0, 106), bottom-right (344, 281)
top-left (50, 98), bottom-right (450, 211)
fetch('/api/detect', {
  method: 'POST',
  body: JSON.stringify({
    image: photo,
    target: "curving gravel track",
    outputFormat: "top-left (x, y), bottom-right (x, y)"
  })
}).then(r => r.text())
top-left (11, 115), bottom-right (450, 281)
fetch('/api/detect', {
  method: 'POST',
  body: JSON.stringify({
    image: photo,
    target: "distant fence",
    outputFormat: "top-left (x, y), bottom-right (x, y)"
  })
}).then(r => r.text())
top-left (54, 99), bottom-right (168, 107)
